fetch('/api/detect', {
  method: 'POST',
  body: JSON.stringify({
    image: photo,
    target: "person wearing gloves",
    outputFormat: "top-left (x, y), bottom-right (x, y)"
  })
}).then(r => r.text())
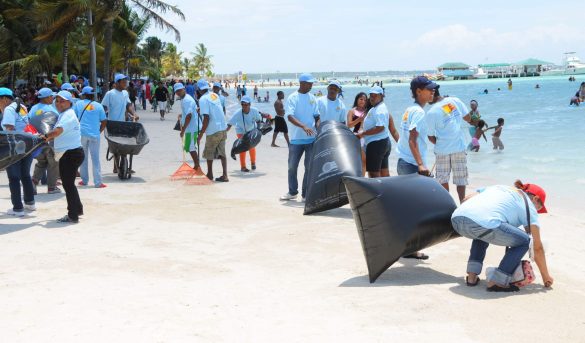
top-left (40, 91), bottom-right (84, 223)
top-left (452, 180), bottom-right (553, 292)
top-left (1, 87), bottom-right (36, 217)
top-left (174, 82), bottom-right (202, 171)
top-left (227, 95), bottom-right (271, 172)
top-left (29, 87), bottom-right (61, 194)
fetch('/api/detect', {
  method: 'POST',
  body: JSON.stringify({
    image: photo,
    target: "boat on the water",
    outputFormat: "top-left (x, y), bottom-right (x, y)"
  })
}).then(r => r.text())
top-left (541, 52), bottom-right (585, 76)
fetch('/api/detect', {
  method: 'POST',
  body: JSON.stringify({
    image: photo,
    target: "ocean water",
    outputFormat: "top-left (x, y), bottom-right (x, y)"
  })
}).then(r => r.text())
top-left (230, 76), bottom-right (585, 211)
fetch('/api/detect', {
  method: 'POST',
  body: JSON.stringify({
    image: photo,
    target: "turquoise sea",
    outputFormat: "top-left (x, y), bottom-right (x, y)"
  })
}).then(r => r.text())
top-left (230, 76), bottom-right (585, 213)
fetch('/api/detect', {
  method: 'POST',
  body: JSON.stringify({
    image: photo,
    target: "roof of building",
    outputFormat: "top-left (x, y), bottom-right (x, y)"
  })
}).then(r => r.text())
top-left (438, 62), bottom-right (471, 69)
top-left (478, 63), bottom-right (511, 68)
top-left (442, 69), bottom-right (475, 77)
top-left (514, 58), bottom-right (554, 66)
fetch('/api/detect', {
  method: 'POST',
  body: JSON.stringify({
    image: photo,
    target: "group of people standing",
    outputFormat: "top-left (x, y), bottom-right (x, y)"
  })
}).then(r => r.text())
top-left (275, 73), bottom-right (551, 291)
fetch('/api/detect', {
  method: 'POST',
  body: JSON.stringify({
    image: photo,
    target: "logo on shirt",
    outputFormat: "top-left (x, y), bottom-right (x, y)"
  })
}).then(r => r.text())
top-left (85, 104), bottom-right (95, 111)
top-left (442, 103), bottom-right (455, 115)
top-left (35, 109), bottom-right (43, 116)
top-left (402, 111), bottom-right (409, 122)
top-left (210, 93), bottom-right (218, 101)
top-left (18, 107), bottom-right (28, 117)
top-left (336, 106), bottom-right (340, 111)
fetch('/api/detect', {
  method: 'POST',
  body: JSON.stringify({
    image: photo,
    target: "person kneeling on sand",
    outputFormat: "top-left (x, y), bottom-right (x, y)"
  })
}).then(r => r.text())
top-left (452, 180), bottom-right (553, 292)
top-left (197, 79), bottom-right (229, 182)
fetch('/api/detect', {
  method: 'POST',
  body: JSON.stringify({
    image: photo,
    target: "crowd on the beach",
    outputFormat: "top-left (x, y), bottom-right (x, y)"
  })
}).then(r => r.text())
top-left (1, 70), bottom-right (553, 293)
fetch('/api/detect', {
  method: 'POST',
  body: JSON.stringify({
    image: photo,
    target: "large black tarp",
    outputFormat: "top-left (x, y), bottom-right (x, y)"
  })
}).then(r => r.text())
top-left (29, 111), bottom-right (58, 135)
top-left (230, 128), bottom-right (262, 160)
top-left (343, 174), bottom-right (459, 283)
top-left (0, 132), bottom-right (44, 170)
top-left (303, 121), bottom-right (362, 215)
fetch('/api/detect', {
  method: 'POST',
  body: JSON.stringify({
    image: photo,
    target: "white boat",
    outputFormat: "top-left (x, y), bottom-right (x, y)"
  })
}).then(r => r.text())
top-left (541, 52), bottom-right (585, 76)
top-left (473, 67), bottom-right (489, 79)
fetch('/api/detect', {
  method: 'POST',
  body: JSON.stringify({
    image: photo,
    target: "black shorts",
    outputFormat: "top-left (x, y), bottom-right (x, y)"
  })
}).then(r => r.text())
top-left (274, 116), bottom-right (288, 133)
top-left (365, 138), bottom-right (390, 172)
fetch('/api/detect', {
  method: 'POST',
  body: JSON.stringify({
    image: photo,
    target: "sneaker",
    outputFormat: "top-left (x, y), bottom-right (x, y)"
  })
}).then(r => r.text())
top-left (48, 187), bottom-right (62, 194)
top-left (57, 215), bottom-right (78, 224)
top-left (78, 181), bottom-right (87, 186)
top-left (6, 209), bottom-right (25, 217)
top-left (95, 183), bottom-right (107, 189)
top-left (24, 204), bottom-right (36, 212)
top-left (251, 164), bottom-right (257, 170)
top-left (279, 193), bottom-right (297, 201)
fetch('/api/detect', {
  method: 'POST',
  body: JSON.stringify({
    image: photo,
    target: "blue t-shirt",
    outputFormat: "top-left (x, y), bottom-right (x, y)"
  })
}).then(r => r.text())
top-left (317, 96), bottom-right (346, 123)
top-left (228, 107), bottom-right (262, 134)
top-left (362, 102), bottom-right (390, 145)
top-left (396, 104), bottom-right (428, 166)
top-left (180, 94), bottom-right (202, 133)
top-left (452, 185), bottom-right (540, 229)
top-left (1, 102), bottom-right (29, 132)
top-left (285, 91), bottom-right (320, 144)
top-left (54, 108), bottom-right (81, 152)
top-left (101, 89), bottom-right (130, 122)
top-left (199, 91), bottom-right (227, 136)
top-left (73, 99), bottom-right (106, 138)
top-left (29, 103), bottom-right (57, 119)
top-left (426, 97), bottom-right (469, 155)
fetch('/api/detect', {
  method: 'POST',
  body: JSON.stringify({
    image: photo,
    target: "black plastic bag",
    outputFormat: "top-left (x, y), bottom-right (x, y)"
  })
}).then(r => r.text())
top-left (303, 121), bottom-right (362, 215)
top-left (230, 128), bottom-right (262, 160)
top-left (173, 120), bottom-right (181, 131)
top-left (257, 120), bottom-right (272, 135)
top-left (0, 132), bottom-right (44, 170)
top-left (29, 111), bottom-right (58, 135)
top-left (342, 174), bottom-right (459, 283)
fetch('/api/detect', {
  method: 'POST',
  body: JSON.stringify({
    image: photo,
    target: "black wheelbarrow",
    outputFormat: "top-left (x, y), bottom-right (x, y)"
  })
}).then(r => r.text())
top-left (105, 121), bottom-right (150, 180)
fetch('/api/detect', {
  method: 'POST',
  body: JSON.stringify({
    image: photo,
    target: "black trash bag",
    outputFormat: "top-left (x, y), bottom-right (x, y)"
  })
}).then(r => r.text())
top-left (173, 120), bottom-right (181, 131)
top-left (303, 121), bottom-right (362, 215)
top-left (342, 174), bottom-right (459, 283)
top-left (0, 132), bottom-right (44, 170)
top-left (257, 120), bottom-right (272, 135)
top-left (29, 111), bottom-right (58, 135)
top-left (230, 128), bottom-right (262, 160)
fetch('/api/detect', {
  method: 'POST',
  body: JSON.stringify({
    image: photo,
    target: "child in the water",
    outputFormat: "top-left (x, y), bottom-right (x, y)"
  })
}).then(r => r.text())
top-left (469, 120), bottom-right (488, 152)
top-left (492, 118), bottom-right (505, 150)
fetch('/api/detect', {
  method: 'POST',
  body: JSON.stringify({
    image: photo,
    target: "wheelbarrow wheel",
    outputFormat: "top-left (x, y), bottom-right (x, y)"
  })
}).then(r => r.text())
top-left (118, 155), bottom-right (129, 180)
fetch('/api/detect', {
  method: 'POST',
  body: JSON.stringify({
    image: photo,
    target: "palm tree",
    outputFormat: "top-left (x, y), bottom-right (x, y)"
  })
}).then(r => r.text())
top-left (192, 43), bottom-right (213, 79)
top-left (181, 57), bottom-right (190, 78)
top-left (114, 3), bottom-right (150, 76)
top-left (99, 0), bottom-right (184, 84)
top-left (161, 43), bottom-right (182, 77)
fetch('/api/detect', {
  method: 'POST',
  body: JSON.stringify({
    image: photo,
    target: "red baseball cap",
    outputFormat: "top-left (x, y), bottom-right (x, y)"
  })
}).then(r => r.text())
top-left (524, 183), bottom-right (547, 213)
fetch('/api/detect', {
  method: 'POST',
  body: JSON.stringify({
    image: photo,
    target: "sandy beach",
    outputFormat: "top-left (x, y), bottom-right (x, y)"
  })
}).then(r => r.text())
top-left (1, 101), bottom-right (584, 342)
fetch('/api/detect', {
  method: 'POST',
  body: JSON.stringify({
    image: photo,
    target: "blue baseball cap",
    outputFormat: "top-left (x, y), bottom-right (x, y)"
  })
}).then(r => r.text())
top-left (0, 87), bottom-right (14, 98)
top-left (328, 80), bottom-right (342, 89)
top-left (114, 74), bottom-right (128, 83)
top-left (410, 76), bottom-right (439, 91)
top-left (197, 79), bottom-right (209, 90)
top-left (37, 87), bottom-right (56, 99)
top-left (173, 82), bottom-right (185, 93)
top-left (69, 75), bottom-right (77, 82)
top-left (56, 90), bottom-right (74, 102)
top-left (299, 73), bottom-right (316, 83)
top-left (369, 86), bottom-right (384, 95)
top-left (81, 86), bottom-right (96, 95)
top-left (240, 95), bottom-right (252, 104)
top-left (60, 83), bottom-right (75, 91)
top-left (212, 82), bottom-right (222, 88)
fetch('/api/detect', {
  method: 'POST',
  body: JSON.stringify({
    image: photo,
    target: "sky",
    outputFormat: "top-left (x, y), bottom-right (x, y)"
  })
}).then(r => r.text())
top-left (146, 0), bottom-right (585, 74)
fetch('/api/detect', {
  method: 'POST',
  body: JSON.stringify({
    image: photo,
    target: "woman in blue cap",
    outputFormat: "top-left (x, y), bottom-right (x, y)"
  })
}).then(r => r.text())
top-left (41, 91), bottom-right (85, 223)
top-left (1, 87), bottom-right (36, 217)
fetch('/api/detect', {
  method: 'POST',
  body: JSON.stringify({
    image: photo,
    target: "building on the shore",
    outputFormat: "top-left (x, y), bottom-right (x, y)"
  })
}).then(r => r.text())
top-left (437, 62), bottom-right (474, 80)
top-left (477, 63), bottom-right (513, 78)
top-left (513, 58), bottom-right (555, 77)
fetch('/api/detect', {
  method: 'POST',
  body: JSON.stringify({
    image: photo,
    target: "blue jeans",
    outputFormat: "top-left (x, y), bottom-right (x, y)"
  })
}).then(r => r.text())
top-left (452, 216), bottom-right (530, 286)
top-left (6, 154), bottom-right (35, 211)
top-left (80, 136), bottom-right (103, 186)
top-left (288, 143), bottom-right (313, 197)
top-left (397, 158), bottom-right (419, 175)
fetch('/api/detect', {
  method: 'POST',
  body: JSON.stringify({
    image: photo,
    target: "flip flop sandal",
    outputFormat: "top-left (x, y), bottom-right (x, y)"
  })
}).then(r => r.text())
top-left (466, 276), bottom-right (480, 287)
top-left (57, 215), bottom-right (79, 224)
top-left (487, 284), bottom-right (520, 292)
top-left (403, 253), bottom-right (430, 260)
top-left (215, 176), bottom-right (229, 182)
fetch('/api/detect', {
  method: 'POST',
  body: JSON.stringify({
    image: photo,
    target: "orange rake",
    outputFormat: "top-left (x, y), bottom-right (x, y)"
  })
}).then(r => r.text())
top-left (185, 166), bottom-right (213, 185)
top-left (171, 135), bottom-right (198, 181)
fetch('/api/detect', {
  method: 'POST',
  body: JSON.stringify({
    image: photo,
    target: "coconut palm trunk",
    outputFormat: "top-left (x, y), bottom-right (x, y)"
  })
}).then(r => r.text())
top-left (103, 18), bottom-right (114, 84)
top-left (62, 34), bottom-right (69, 82)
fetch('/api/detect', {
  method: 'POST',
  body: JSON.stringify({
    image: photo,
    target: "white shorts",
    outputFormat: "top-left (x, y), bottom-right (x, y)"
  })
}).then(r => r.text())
top-left (158, 101), bottom-right (167, 110)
